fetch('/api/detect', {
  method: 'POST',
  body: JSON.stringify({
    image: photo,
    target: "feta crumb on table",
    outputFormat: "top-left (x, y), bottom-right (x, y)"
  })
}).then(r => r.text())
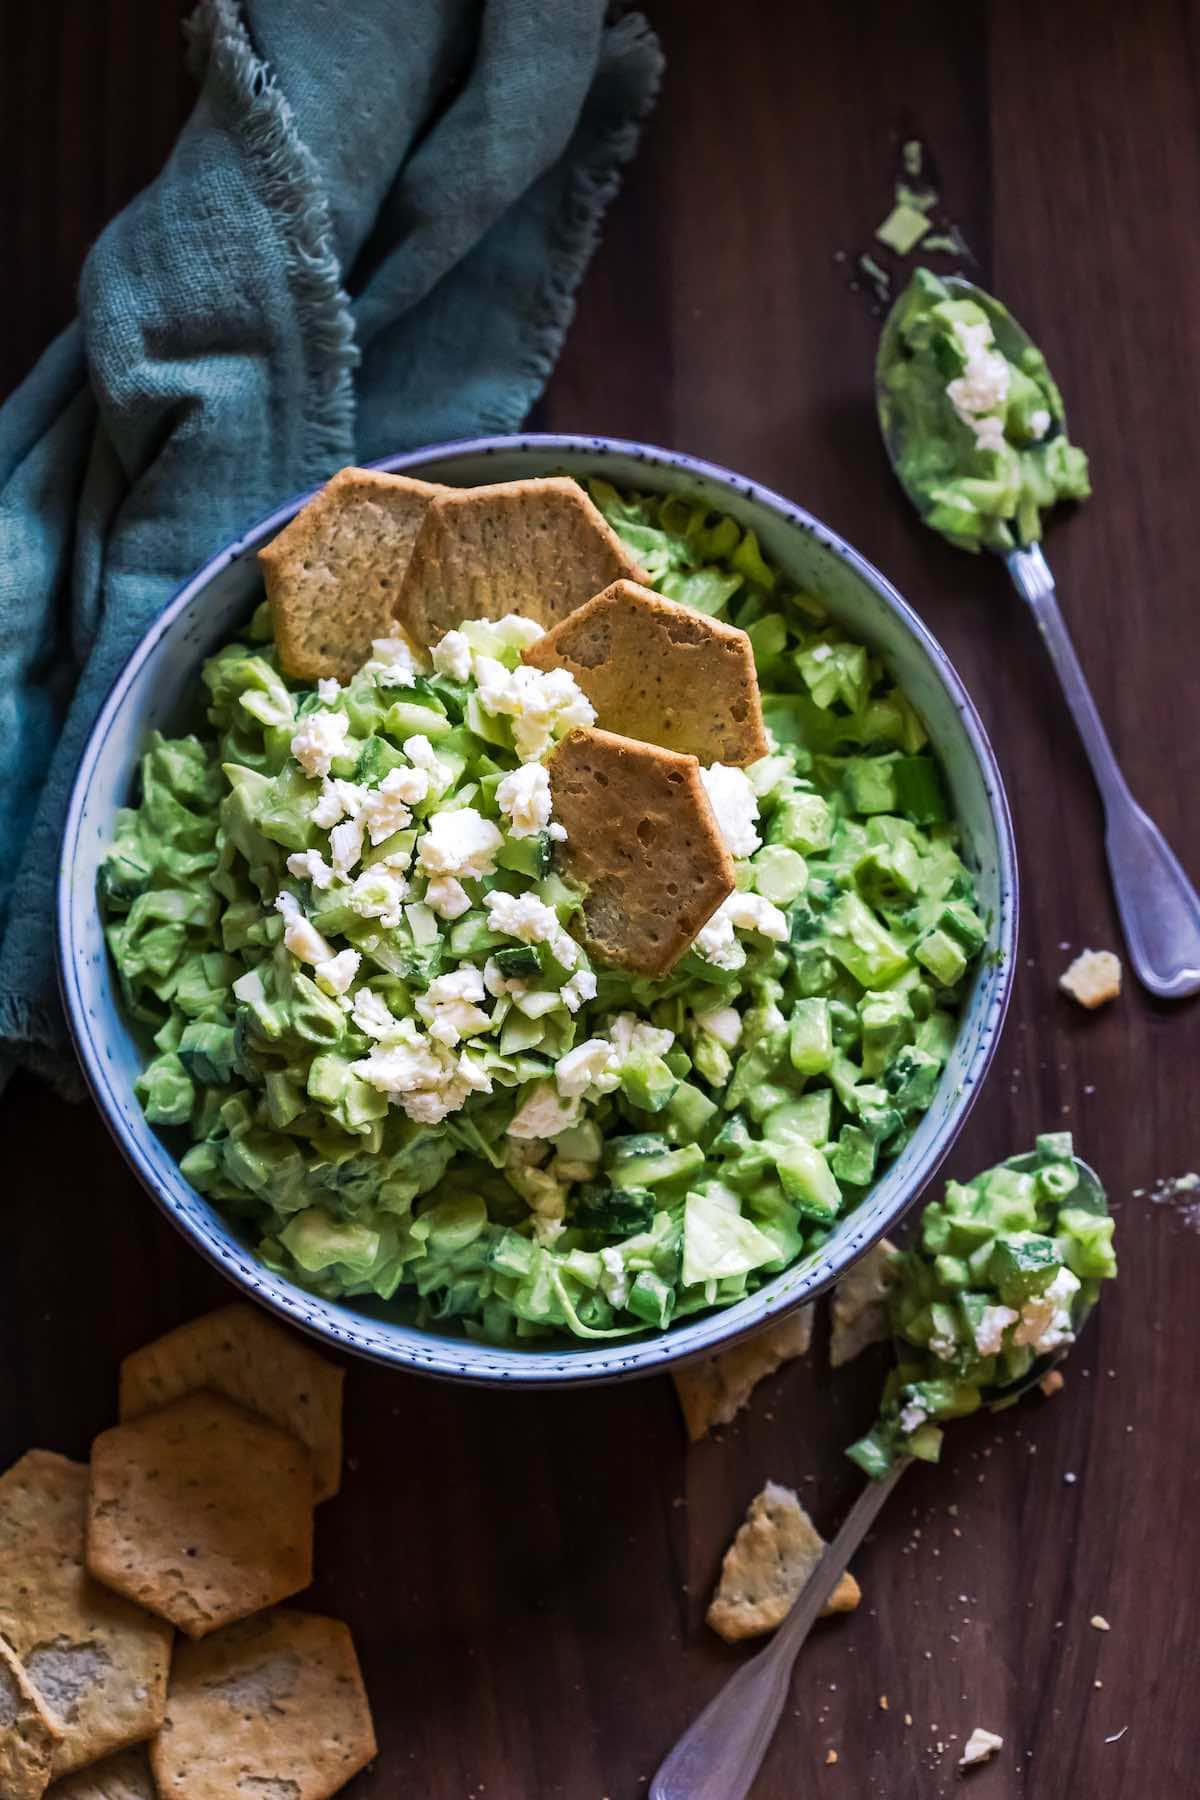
top-left (959, 1726), bottom-right (1003, 1768)
top-left (1059, 948), bottom-right (1122, 1009)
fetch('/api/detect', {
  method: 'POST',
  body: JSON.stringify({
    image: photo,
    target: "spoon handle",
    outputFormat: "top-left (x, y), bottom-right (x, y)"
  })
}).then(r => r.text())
top-left (1007, 544), bottom-right (1200, 1000)
top-left (649, 1463), bottom-right (907, 1800)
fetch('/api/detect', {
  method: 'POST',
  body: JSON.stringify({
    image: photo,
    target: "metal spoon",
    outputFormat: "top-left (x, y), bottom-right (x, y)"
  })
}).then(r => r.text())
top-left (877, 275), bottom-right (1200, 1001)
top-left (650, 1155), bottom-right (1106, 1800)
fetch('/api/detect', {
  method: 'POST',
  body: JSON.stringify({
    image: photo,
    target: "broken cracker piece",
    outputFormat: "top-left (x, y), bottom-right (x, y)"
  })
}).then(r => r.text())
top-left (547, 726), bottom-right (735, 977)
top-left (0, 1634), bottom-right (63, 1799)
top-left (119, 1302), bottom-right (344, 1503)
top-left (394, 476), bottom-right (646, 651)
top-left (0, 1449), bottom-right (89, 1555)
top-left (522, 579), bottom-right (768, 766)
top-left (707, 1481), bottom-right (862, 1643)
top-left (829, 1238), bottom-right (900, 1369)
top-left (87, 1392), bottom-right (315, 1640)
top-left (0, 1542), bottom-right (171, 1778)
top-left (260, 465), bottom-right (448, 683)
top-left (46, 1746), bottom-right (155, 1800)
top-left (150, 1608), bottom-right (376, 1800)
top-left (673, 1309), bottom-right (814, 1442)
top-left (1059, 948), bottom-right (1122, 1010)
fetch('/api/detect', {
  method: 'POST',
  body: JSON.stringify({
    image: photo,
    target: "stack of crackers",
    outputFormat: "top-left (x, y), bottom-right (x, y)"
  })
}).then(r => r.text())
top-left (0, 1305), bottom-right (375, 1799)
top-left (261, 469), bottom-right (772, 977)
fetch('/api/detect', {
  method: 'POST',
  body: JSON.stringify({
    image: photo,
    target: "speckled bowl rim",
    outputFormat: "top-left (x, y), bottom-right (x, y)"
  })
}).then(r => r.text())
top-left (58, 432), bottom-right (1017, 1386)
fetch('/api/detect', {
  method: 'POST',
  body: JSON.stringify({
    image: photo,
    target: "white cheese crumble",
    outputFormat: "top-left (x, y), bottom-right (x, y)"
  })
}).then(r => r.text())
top-left (694, 1004), bottom-right (742, 1049)
top-left (599, 1245), bottom-right (630, 1309)
top-left (898, 1397), bottom-right (929, 1435)
top-left (313, 947), bottom-right (360, 997)
top-left (424, 874), bottom-right (472, 920)
top-left (959, 1727), bottom-right (1003, 1768)
top-left (274, 891), bottom-right (335, 967)
top-left (507, 1080), bottom-right (583, 1141)
top-left (694, 890), bottom-right (788, 967)
top-left (310, 776), bottom-right (366, 829)
top-left (290, 709), bottom-right (350, 779)
top-left (417, 807), bottom-right (503, 880)
top-left (414, 967), bottom-right (492, 1047)
top-left (1012, 1266), bottom-right (1080, 1353)
top-left (403, 734), bottom-right (451, 792)
top-left (946, 318), bottom-right (1010, 453)
top-left (559, 969), bottom-right (597, 1014)
top-left (360, 634), bottom-right (417, 687)
top-left (347, 866), bottom-right (409, 928)
top-left (473, 657), bottom-right (595, 760)
top-left (361, 765), bottom-right (428, 844)
top-left (495, 761), bottom-right (554, 838)
top-left (329, 813), bottom-right (366, 876)
top-left (484, 890), bottom-right (561, 944)
top-left (285, 849), bottom-right (335, 890)
top-left (1029, 407), bottom-right (1052, 440)
top-left (350, 1015), bottom-right (492, 1124)
top-left (972, 1303), bottom-right (1019, 1357)
top-left (556, 1037), bottom-right (621, 1102)
top-left (700, 763), bottom-right (762, 858)
top-left (316, 677), bottom-right (342, 705)
top-left (351, 988), bottom-right (403, 1041)
top-left (431, 629), bottom-right (472, 681)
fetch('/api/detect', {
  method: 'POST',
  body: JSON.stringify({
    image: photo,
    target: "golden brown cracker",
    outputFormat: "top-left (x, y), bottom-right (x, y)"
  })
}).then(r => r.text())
top-left (0, 1451), bottom-right (89, 1556)
top-left (706, 1481), bottom-right (862, 1643)
top-left (87, 1394), bottom-right (314, 1641)
top-left (523, 579), bottom-right (768, 765)
top-left (395, 476), bottom-right (646, 650)
top-left (47, 1746), bottom-right (156, 1799)
top-left (150, 1609), bottom-right (376, 1800)
top-left (0, 1542), bottom-right (171, 1777)
top-left (0, 1633), bottom-right (63, 1799)
top-left (119, 1304), bottom-right (344, 1503)
top-left (260, 465), bottom-right (448, 683)
top-left (547, 726), bottom-right (735, 977)
top-left (829, 1238), bottom-right (900, 1369)
top-left (672, 1309), bottom-right (813, 1442)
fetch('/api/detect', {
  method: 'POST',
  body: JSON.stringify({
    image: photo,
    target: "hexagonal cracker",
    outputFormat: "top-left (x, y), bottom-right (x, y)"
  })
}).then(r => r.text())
top-left (150, 1608), bottom-right (377, 1800)
top-left (87, 1393), bottom-right (314, 1640)
top-left (118, 1303), bottom-right (344, 1503)
top-left (523, 578), bottom-right (769, 765)
top-left (547, 726), bottom-right (735, 978)
top-left (0, 1449), bottom-right (89, 1555)
top-left (394, 475), bottom-right (647, 651)
top-left (0, 1542), bottom-right (171, 1778)
top-left (259, 465), bottom-right (449, 683)
top-left (46, 1746), bottom-right (156, 1799)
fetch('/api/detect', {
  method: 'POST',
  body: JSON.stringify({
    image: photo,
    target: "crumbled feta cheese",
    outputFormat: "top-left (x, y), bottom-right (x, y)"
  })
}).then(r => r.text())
top-left (507, 1080), bottom-right (583, 1141)
top-left (456, 1051), bottom-right (493, 1096)
top-left (290, 709), bottom-right (350, 779)
top-left (310, 776), bottom-right (366, 829)
top-left (700, 763), bottom-right (762, 858)
top-left (1013, 1267), bottom-right (1080, 1353)
top-left (313, 947), bottom-right (360, 997)
top-left (495, 761), bottom-right (554, 838)
top-left (972, 1303), bottom-right (1019, 1357)
top-left (328, 813), bottom-right (366, 876)
top-left (1029, 407), bottom-right (1052, 440)
top-left (417, 807), bottom-right (503, 880)
top-left (352, 1033), bottom-right (467, 1122)
top-left (274, 891), bottom-right (336, 967)
top-left (1059, 948), bottom-right (1122, 1010)
top-left (414, 967), bottom-right (492, 1046)
top-left (347, 865), bottom-right (409, 928)
top-left (694, 890), bottom-right (788, 966)
top-left (693, 909), bottom-right (741, 970)
top-left (285, 849), bottom-right (335, 890)
top-left (491, 613), bottom-right (545, 653)
top-left (432, 630), bottom-right (472, 681)
top-left (608, 1012), bottom-right (674, 1062)
top-left (947, 319), bottom-right (1011, 452)
top-left (482, 956), bottom-right (528, 998)
top-left (695, 1004), bottom-right (742, 1049)
top-left (556, 1037), bottom-right (621, 1101)
top-left (928, 1330), bottom-right (960, 1362)
top-left (402, 735), bottom-right (451, 790)
top-left (898, 1397), bottom-right (929, 1435)
top-left (959, 1728), bottom-right (1003, 1768)
top-left (351, 988), bottom-right (403, 1041)
top-left (424, 874), bottom-right (472, 920)
top-left (599, 1245), bottom-right (630, 1309)
top-left (361, 635), bottom-right (417, 687)
top-left (559, 969), bottom-right (597, 1014)
top-left (361, 766), bottom-right (427, 845)
top-left (316, 677), bottom-right (342, 705)
top-left (485, 890), bottom-right (560, 944)
top-left (473, 658), bottom-right (595, 760)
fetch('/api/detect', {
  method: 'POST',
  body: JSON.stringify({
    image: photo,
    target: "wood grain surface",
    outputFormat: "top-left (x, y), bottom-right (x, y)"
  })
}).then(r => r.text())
top-left (3, 3), bottom-right (1198, 1795)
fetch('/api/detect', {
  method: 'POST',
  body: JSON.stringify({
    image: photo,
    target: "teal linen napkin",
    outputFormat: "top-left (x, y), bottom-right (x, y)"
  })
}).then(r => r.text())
top-left (0, 0), bottom-right (661, 1091)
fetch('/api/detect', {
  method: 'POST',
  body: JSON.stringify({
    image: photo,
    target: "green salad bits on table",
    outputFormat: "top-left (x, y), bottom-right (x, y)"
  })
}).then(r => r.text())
top-left (879, 268), bottom-right (1091, 553)
top-left (101, 481), bottom-right (988, 1346)
top-left (847, 1133), bottom-right (1117, 1476)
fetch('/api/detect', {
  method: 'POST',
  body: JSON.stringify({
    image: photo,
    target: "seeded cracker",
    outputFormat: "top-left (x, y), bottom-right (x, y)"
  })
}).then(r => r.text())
top-left (394, 476), bottom-right (647, 651)
top-left (707, 1481), bottom-right (862, 1643)
top-left (119, 1303), bottom-right (344, 1503)
top-left (0, 1543), bottom-right (171, 1777)
top-left (0, 1633), bottom-right (62, 1799)
top-left (673, 1309), bottom-right (814, 1442)
top-left (151, 1608), bottom-right (376, 1800)
top-left (46, 1746), bottom-right (156, 1799)
top-left (829, 1238), bottom-right (900, 1368)
top-left (522, 578), bottom-right (769, 766)
top-left (87, 1394), bottom-right (315, 1639)
top-left (547, 726), bottom-right (735, 977)
top-left (0, 1450), bottom-right (89, 1555)
top-left (260, 466), bottom-right (449, 683)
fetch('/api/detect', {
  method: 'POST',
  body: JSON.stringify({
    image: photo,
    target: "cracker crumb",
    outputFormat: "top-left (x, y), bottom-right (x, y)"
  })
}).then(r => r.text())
top-left (1059, 948), bottom-right (1121, 1009)
top-left (1091, 1614), bottom-right (1111, 1631)
top-left (959, 1726), bottom-right (1003, 1768)
top-left (825, 1749), bottom-right (839, 1765)
top-left (1039, 1370), bottom-right (1065, 1397)
top-left (879, 1694), bottom-right (890, 1711)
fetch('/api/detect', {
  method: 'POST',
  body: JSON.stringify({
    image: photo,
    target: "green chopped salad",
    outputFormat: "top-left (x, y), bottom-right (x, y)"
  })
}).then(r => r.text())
top-left (101, 481), bottom-right (988, 1346)
top-left (880, 268), bottom-right (1090, 553)
top-left (848, 1133), bottom-right (1117, 1476)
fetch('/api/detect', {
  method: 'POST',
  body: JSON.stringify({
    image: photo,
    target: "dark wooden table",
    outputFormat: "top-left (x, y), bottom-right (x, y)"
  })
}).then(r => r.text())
top-left (5, 3), bottom-right (1198, 1795)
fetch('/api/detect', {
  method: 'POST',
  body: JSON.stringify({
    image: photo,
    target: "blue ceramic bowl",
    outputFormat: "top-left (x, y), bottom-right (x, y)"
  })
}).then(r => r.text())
top-left (58, 435), bottom-right (1017, 1385)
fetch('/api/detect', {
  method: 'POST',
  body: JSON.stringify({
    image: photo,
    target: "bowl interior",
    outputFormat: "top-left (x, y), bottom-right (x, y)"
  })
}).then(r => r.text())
top-left (59, 435), bottom-right (1015, 1384)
